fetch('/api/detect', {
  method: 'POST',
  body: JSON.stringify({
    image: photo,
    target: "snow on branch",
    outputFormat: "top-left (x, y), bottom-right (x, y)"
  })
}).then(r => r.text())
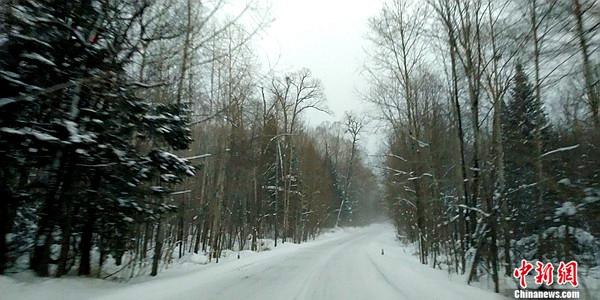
top-left (183, 153), bottom-right (213, 160)
top-left (455, 204), bottom-right (490, 218)
top-left (386, 153), bottom-right (407, 161)
top-left (170, 190), bottom-right (192, 196)
top-left (540, 144), bottom-right (579, 158)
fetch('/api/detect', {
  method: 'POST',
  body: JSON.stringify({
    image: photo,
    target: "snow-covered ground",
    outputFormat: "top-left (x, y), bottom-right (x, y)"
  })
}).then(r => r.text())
top-left (0, 223), bottom-right (516, 300)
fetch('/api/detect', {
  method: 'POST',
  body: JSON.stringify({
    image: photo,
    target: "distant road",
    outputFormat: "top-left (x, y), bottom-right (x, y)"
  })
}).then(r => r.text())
top-left (96, 223), bottom-right (506, 300)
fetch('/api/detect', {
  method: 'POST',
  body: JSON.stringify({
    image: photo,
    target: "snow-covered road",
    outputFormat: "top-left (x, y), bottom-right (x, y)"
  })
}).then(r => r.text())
top-left (93, 223), bottom-right (506, 300)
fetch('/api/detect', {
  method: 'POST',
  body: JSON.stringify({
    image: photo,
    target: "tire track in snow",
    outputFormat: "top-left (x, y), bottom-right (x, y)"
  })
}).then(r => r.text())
top-left (292, 230), bottom-right (375, 300)
top-left (367, 254), bottom-right (409, 299)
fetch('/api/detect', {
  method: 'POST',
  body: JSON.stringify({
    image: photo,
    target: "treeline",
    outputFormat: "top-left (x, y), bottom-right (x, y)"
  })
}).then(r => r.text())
top-left (366, 0), bottom-right (599, 293)
top-left (0, 0), bottom-right (378, 278)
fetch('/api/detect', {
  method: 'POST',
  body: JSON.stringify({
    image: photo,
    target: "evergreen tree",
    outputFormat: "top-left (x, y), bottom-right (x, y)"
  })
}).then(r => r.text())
top-left (0, 0), bottom-right (193, 275)
top-left (503, 63), bottom-right (550, 260)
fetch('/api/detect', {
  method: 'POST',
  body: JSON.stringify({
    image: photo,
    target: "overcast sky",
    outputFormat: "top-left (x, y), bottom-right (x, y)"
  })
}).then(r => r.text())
top-left (254, 0), bottom-right (384, 154)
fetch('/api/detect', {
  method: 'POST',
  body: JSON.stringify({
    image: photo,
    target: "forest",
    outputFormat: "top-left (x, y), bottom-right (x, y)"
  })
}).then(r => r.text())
top-left (0, 0), bottom-right (599, 297)
top-left (367, 0), bottom-right (599, 292)
top-left (0, 0), bottom-right (379, 278)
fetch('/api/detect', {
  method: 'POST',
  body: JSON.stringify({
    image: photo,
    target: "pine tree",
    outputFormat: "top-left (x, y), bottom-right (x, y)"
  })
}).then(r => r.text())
top-left (0, 1), bottom-right (194, 276)
top-left (503, 63), bottom-right (550, 260)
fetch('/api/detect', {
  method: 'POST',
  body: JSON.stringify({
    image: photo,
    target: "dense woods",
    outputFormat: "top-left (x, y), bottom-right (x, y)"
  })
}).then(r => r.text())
top-left (0, 0), bottom-right (378, 278)
top-left (1, 0), bottom-right (599, 296)
top-left (367, 0), bottom-right (599, 293)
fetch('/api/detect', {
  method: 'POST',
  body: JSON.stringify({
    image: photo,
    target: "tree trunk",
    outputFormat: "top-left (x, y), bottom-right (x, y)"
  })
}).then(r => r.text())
top-left (176, 0), bottom-right (193, 106)
top-left (572, 0), bottom-right (599, 128)
top-left (55, 204), bottom-right (72, 277)
top-left (78, 208), bottom-right (95, 276)
top-left (0, 175), bottom-right (17, 274)
top-left (178, 206), bottom-right (185, 259)
top-left (150, 221), bottom-right (163, 276)
top-left (30, 204), bottom-right (54, 276)
top-left (450, 30), bottom-right (468, 275)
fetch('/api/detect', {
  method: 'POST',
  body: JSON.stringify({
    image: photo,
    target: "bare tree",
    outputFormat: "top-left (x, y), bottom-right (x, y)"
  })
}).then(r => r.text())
top-left (571, 0), bottom-right (599, 127)
top-left (270, 69), bottom-right (328, 242)
top-left (335, 112), bottom-right (366, 227)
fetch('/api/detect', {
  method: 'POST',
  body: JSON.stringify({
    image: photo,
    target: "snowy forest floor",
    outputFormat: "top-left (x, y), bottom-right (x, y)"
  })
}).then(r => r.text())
top-left (1, 223), bottom-right (595, 300)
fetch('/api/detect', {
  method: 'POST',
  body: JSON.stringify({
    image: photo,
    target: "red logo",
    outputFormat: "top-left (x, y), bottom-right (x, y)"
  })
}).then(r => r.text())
top-left (534, 262), bottom-right (554, 285)
top-left (557, 261), bottom-right (578, 287)
top-left (514, 260), bottom-right (534, 288)
top-left (513, 260), bottom-right (578, 289)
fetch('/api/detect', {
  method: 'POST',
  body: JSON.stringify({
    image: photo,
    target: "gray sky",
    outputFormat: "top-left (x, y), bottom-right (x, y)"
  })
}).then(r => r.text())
top-left (255, 0), bottom-right (384, 154)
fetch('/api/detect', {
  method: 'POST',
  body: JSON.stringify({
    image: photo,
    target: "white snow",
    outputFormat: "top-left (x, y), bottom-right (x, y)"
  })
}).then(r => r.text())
top-left (31, 131), bottom-right (59, 142)
top-left (21, 52), bottom-right (56, 67)
top-left (583, 188), bottom-right (600, 204)
top-left (544, 225), bottom-right (596, 246)
top-left (64, 120), bottom-right (82, 143)
top-left (0, 98), bottom-right (15, 107)
top-left (182, 153), bottom-right (213, 160)
top-left (0, 224), bottom-right (512, 300)
top-left (0, 70), bottom-right (41, 89)
top-left (555, 201), bottom-right (577, 217)
top-left (64, 120), bottom-right (96, 144)
top-left (0, 127), bottom-right (25, 135)
top-left (540, 144), bottom-right (580, 158)
top-left (188, 253), bottom-right (209, 265)
top-left (0, 127), bottom-right (60, 142)
top-left (558, 178), bottom-right (572, 185)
